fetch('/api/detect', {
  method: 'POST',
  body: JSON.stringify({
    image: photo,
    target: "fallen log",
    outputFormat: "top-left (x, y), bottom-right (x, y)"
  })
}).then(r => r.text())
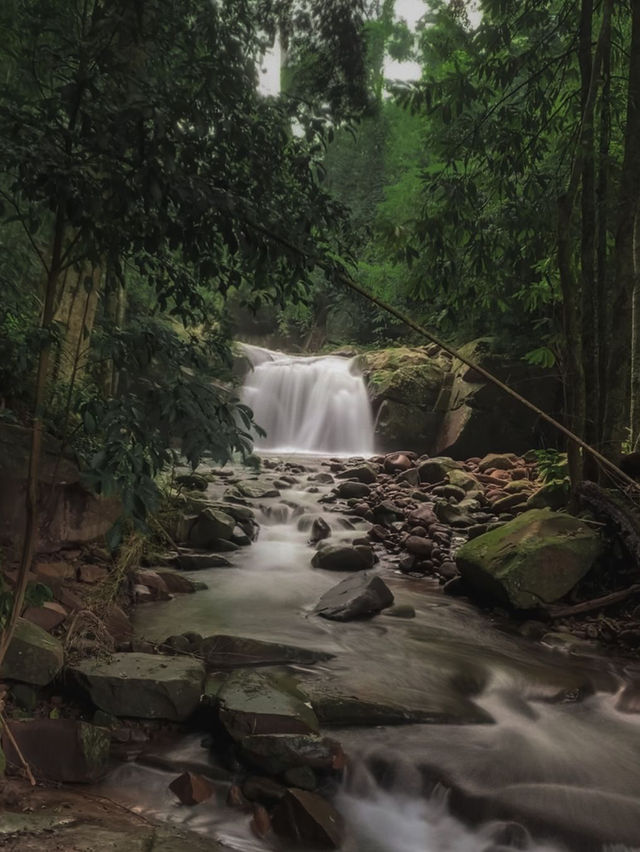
top-left (548, 584), bottom-right (640, 619)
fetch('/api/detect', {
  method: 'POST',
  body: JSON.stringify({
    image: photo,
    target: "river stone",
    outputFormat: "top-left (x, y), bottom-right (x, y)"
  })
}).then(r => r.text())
top-left (311, 545), bottom-right (374, 572)
top-left (418, 457), bottom-right (462, 484)
top-left (70, 653), bottom-right (205, 721)
top-left (478, 452), bottom-right (516, 472)
top-left (209, 501), bottom-right (256, 521)
top-left (239, 733), bottom-right (345, 775)
top-left (200, 634), bottom-right (333, 669)
top-left (314, 573), bottom-right (394, 621)
top-left (455, 508), bottom-right (602, 609)
top-left (189, 508), bottom-right (235, 548)
top-left (173, 552), bottom-right (232, 570)
top-left (234, 481), bottom-right (280, 499)
top-left (526, 479), bottom-right (569, 511)
top-left (311, 517), bottom-right (331, 542)
top-left (176, 473), bottom-right (209, 491)
top-left (335, 480), bottom-right (371, 499)
top-left (335, 464), bottom-right (377, 484)
top-left (272, 788), bottom-right (345, 849)
top-left (0, 617), bottom-right (63, 685)
top-left (1, 719), bottom-right (110, 782)
top-left (217, 670), bottom-right (319, 740)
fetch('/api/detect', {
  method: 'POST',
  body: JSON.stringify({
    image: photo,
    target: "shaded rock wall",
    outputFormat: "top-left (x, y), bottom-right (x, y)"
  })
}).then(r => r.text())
top-left (0, 423), bottom-right (120, 555)
top-left (357, 339), bottom-right (561, 458)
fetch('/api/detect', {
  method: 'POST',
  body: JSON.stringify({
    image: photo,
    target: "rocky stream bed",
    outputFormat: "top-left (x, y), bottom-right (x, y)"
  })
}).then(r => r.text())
top-left (3, 451), bottom-right (640, 851)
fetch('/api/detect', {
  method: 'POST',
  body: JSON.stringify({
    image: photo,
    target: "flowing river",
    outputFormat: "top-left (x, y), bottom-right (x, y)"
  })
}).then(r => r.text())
top-left (104, 349), bottom-right (640, 852)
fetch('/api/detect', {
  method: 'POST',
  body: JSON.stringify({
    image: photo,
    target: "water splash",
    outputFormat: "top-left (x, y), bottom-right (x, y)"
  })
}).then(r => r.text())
top-left (239, 343), bottom-right (374, 455)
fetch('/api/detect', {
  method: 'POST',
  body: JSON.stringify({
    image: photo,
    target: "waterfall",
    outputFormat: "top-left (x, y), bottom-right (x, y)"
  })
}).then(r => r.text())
top-left (239, 343), bottom-right (374, 455)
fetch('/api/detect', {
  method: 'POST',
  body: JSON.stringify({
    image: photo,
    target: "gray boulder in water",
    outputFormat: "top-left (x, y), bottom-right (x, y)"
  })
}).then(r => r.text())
top-left (314, 573), bottom-right (393, 621)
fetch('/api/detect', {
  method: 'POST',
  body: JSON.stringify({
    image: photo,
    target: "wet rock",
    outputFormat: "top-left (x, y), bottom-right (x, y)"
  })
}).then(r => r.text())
top-left (491, 493), bottom-right (529, 513)
top-left (189, 508), bottom-right (236, 548)
top-left (396, 468), bottom-right (420, 486)
top-left (217, 670), bottom-right (319, 739)
top-left (372, 501), bottom-right (404, 525)
top-left (1, 719), bottom-right (110, 782)
top-left (250, 804), bottom-right (272, 839)
top-left (22, 601), bottom-right (67, 632)
top-left (173, 552), bottom-right (232, 570)
top-left (405, 535), bottom-right (433, 557)
top-left (176, 473), bottom-right (209, 491)
top-left (311, 517), bottom-right (331, 542)
top-left (272, 788), bottom-right (345, 849)
top-left (434, 501), bottom-right (474, 527)
top-left (335, 480), bottom-right (371, 499)
top-left (239, 733), bottom-right (345, 775)
top-left (456, 508), bottom-right (602, 609)
top-left (308, 691), bottom-right (439, 726)
top-left (311, 545), bottom-right (374, 572)
top-left (169, 771), bottom-right (215, 805)
top-left (135, 570), bottom-right (171, 600)
top-left (335, 464), bottom-right (377, 484)
top-left (0, 617), bottom-right (63, 685)
top-left (102, 604), bottom-right (134, 642)
top-left (408, 504), bottom-right (438, 526)
top-left (384, 604), bottom-right (416, 619)
top-left (242, 775), bottom-right (287, 805)
top-left (200, 634), bottom-right (333, 669)
top-left (526, 480), bottom-right (569, 511)
top-left (314, 573), bottom-right (394, 621)
top-left (71, 652), bottom-right (205, 721)
top-left (155, 571), bottom-right (197, 593)
top-left (308, 472), bottom-right (334, 484)
top-left (234, 481), bottom-right (280, 499)
top-left (284, 766), bottom-right (318, 790)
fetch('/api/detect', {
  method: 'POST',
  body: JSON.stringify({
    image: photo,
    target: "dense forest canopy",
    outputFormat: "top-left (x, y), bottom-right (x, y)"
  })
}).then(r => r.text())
top-left (0, 0), bottom-right (639, 535)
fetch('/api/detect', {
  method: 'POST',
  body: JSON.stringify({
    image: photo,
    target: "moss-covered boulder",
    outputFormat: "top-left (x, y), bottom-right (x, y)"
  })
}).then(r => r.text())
top-left (356, 348), bottom-right (447, 451)
top-left (0, 618), bottom-right (64, 685)
top-left (456, 508), bottom-right (602, 609)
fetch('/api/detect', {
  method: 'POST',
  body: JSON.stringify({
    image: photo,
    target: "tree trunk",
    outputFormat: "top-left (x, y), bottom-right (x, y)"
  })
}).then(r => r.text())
top-left (631, 208), bottom-right (640, 449)
top-left (602, 0), bottom-right (640, 460)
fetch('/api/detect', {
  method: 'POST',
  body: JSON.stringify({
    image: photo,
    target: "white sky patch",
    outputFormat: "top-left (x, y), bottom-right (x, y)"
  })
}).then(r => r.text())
top-left (259, 2), bottom-right (481, 94)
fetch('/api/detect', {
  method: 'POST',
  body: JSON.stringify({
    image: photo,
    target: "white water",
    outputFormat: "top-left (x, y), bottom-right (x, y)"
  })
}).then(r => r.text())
top-left (239, 344), bottom-right (374, 455)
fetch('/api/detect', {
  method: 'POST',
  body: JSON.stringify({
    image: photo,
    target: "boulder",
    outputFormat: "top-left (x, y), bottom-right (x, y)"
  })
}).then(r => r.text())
top-left (200, 634), bottom-right (333, 669)
top-left (176, 473), bottom-right (209, 491)
top-left (0, 618), bottom-right (63, 685)
top-left (169, 771), bottom-right (215, 805)
top-left (217, 670), bottom-right (319, 740)
top-left (418, 457), bottom-right (462, 483)
top-left (70, 653), bottom-right (205, 721)
top-left (456, 508), bottom-right (602, 609)
top-left (314, 574), bottom-right (394, 621)
top-left (335, 464), bottom-right (377, 484)
top-left (233, 481), bottom-right (280, 499)
top-left (311, 545), bottom-right (374, 572)
top-left (335, 480), bottom-right (371, 499)
top-left (310, 517), bottom-right (331, 542)
top-left (478, 453), bottom-right (516, 472)
top-left (1, 719), bottom-right (110, 783)
top-left (155, 571), bottom-right (197, 593)
top-left (189, 508), bottom-right (236, 549)
top-left (173, 553), bottom-right (232, 570)
top-left (272, 789), bottom-right (345, 849)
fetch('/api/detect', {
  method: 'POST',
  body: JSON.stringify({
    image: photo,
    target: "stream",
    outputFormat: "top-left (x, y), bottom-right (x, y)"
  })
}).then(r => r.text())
top-left (98, 459), bottom-right (640, 852)
top-left (102, 348), bottom-right (640, 851)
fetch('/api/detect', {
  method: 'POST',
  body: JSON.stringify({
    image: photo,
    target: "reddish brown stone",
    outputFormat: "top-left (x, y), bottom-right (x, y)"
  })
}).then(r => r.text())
top-left (227, 784), bottom-right (251, 809)
top-left (168, 771), bottom-right (215, 805)
top-left (34, 562), bottom-right (75, 581)
top-left (405, 536), bottom-right (433, 557)
top-left (155, 571), bottom-right (197, 594)
top-left (23, 601), bottom-right (67, 632)
top-left (250, 804), bottom-right (272, 839)
top-left (55, 586), bottom-right (84, 612)
top-left (135, 570), bottom-right (170, 596)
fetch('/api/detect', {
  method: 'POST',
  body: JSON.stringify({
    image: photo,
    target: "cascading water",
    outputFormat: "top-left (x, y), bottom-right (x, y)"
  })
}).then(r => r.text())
top-left (239, 343), bottom-right (374, 455)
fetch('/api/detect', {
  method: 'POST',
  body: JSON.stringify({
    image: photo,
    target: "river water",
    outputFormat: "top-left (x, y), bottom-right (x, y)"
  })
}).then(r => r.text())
top-left (110, 458), bottom-right (640, 852)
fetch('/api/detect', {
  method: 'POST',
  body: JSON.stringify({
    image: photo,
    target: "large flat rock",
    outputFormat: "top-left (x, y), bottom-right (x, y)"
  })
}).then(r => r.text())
top-left (217, 670), bottom-right (319, 740)
top-left (201, 634), bottom-right (333, 669)
top-left (70, 652), bottom-right (205, 721)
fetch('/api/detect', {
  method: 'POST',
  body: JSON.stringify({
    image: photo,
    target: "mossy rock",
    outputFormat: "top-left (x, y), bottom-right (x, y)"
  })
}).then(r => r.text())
top-left (456, 508), bottom-right (602, 609)
top-left (365, 363), bottom-right (444, 408)
top-left (355, 347), bottom-right (437, 373)
top-left (0, 618), bottom-right (63, 686)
